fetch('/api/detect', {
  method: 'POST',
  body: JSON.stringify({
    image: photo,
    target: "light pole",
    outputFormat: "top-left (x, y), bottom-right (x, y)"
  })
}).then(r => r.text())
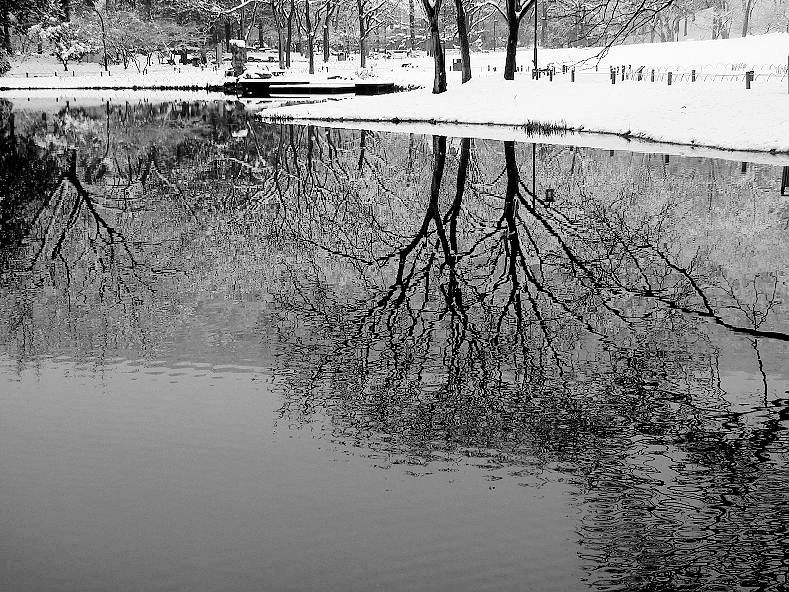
top-left (85, 0), bottom-right (108, 72)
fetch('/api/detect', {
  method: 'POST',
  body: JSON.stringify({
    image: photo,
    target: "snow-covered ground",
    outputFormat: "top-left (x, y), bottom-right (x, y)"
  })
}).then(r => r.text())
top-left (258, 75), bottom-right (789, 153)
top-left (3, 34), bottom-right (788, 152)
top-left (1, 54), bottom-right (227, 89)
top-left (253, 33), bottom-right (789, 154)
top-left (5, 33), bottom-right (788, 89)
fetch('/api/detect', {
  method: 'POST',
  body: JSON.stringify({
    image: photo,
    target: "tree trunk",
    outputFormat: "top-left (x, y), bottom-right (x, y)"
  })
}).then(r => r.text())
top-left (272, 2), bottom-right (285, 69)
top-left (741, 0), bottom-right (753, 36)
top-left (286, 0), bottom-right (294, 67)
top-left (358, 14), bottom-right (366, 68)
top-left (429, 20), bottom-right (446, 93)
top-left (409, 0), bottom-right (415, 51)
top-left (504, 22), bottom-right (518, 80)
top-left (323, 0), bottom-right (332, 62)
top-left (305, 0), bottom-right (314, 74)
top-left (454, 0), bottom-right (471, 83)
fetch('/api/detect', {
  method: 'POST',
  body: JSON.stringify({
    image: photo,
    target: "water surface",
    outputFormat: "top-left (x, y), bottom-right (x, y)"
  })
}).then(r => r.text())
top-left (1, 95), bottom-right (788, 591)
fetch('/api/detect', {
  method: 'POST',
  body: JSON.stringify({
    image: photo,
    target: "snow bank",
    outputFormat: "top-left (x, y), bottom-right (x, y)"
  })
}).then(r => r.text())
top-left (259, 76), bottom-right (789, 153)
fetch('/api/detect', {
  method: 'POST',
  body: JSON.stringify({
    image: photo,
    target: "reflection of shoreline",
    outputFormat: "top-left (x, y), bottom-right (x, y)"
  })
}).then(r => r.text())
top-left (0, 90), bottom-right (227, 113)
top-left (255, 116), bottom-right (789, 167)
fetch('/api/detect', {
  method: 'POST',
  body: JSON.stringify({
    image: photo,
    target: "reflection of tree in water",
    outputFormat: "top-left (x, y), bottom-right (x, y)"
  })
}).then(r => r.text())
top-left (267, 130), bottom-right (789, 590)
top-left (1, 102), bottom-right (788, 589)
top-left (0, 99), bottom-right (281, 363)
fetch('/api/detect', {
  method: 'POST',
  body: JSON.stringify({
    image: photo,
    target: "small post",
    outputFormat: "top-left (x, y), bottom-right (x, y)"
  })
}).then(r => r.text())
top-left (746, 70), bottom-right (753, 89)
top-left (651, 69), bottom-right (655, 82)
top-left (72, 70), bottom-right (75, 77)
top-left (741, 162), bottom-right (747, 174)
top-left (549, 68), bottom-right (553, 81)
top-left (691, 69), bottom-right (696, 82)
top-left (611, 69), bottom-right (616, 84)
top-left (668, 71), bottom-right (672, 85)
top-left (25, 72), bottom-right (29, 78)
top-left (664, 154), bottom-right (670, 164)
top-left (54, 71), bottom-right (57, 77)
top-left (571, 68), bottom-right (575, 82)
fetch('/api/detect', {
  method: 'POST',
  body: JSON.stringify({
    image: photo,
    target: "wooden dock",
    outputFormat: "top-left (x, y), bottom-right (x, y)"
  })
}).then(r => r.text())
top-left (233, 79), bottom-right (396, 98)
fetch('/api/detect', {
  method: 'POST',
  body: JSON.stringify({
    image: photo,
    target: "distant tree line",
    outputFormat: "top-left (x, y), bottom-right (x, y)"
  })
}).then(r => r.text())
top-left (1, 0), bottom-right (786, 81)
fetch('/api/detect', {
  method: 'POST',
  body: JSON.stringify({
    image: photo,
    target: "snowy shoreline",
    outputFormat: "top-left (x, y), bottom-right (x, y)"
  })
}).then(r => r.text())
top-left (258, 77), bottom-right (789, 155)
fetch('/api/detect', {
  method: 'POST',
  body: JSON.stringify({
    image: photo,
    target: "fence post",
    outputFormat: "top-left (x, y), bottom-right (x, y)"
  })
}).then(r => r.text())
top-left (651, 69), bottom-right (655, 82)
top-left (668, 71), bottom-right (672, 85)
top-left (549, 68), bottom-right (553, 81)
top-left (611, 69), bottom-right (616, 84)
top-left (746, 70), bottom-right (753, 89)
top-left (571, 68), bottom-right (575, 82)
top-left (691, 69), bottom-right (696, 82)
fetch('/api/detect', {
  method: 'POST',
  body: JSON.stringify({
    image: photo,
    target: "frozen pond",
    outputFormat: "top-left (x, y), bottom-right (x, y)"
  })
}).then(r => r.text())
top-left (1, 95), bottom-right (788, 591)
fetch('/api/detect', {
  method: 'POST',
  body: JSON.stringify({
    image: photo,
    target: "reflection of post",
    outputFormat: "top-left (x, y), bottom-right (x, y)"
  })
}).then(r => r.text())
top-left (532, 142), bottom-right (536, 208)
top-left (781, 166), bottom-right (789, 196)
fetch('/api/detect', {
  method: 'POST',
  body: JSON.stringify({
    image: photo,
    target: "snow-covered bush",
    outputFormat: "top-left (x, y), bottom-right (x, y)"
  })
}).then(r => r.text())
top-left (28, 18), bottom-right (100, 71)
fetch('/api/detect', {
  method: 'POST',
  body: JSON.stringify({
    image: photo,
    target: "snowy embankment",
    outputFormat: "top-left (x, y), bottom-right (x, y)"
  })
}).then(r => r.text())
top-left (259, 76), bottom-right (789, 153)
top-left (0, 55), bottom-right (226, 90)
top-left (251, 33), bottom-right (789, 153)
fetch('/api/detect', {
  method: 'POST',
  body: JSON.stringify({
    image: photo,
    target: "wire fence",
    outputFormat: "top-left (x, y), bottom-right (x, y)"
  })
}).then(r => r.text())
top-left (504, 61), bottom-right (789, 87)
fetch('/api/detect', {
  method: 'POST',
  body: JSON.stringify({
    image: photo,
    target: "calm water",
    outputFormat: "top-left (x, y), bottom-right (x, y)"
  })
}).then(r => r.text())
top-left (1, 95), bottom-right (789, 591)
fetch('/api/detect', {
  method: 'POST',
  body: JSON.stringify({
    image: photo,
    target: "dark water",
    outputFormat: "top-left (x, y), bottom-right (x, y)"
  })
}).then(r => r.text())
top-left (1, 96), bottom-right (789, 592)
